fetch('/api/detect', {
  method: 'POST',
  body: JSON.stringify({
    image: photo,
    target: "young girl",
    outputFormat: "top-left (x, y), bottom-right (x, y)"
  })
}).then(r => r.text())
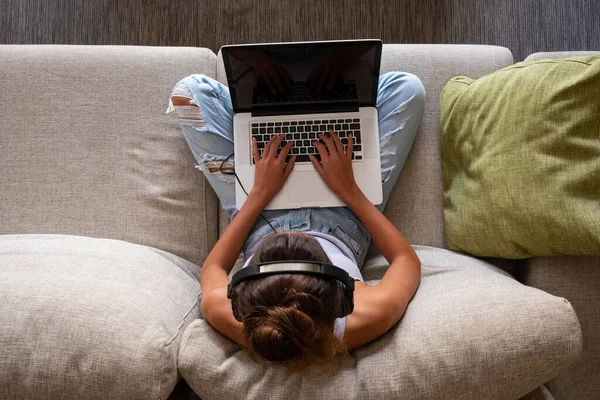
top-left (170, 71), bottom-right (425, 368)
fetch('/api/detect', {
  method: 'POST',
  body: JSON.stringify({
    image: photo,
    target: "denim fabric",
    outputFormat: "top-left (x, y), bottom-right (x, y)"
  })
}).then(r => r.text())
top-left (170, 72), bottom-right (425, 268)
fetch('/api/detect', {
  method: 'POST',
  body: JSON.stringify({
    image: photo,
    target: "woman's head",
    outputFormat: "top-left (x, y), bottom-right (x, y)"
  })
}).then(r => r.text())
top-left (233, 231), bottom-right (348, 369)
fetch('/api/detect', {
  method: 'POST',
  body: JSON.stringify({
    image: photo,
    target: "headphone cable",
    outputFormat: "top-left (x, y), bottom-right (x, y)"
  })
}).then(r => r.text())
top-left (219, 153), bottom-right (278, 234)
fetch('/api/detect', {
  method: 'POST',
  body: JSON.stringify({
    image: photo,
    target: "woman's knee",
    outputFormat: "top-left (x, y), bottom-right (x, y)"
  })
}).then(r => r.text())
top-left (169, 74), bottom-right (221, 124)
top-left (170, 74), bottom-right (213, 104)
top-left (169, 74), bottom-right (233, 128)
top-left (169, 78), bottom-right (204, 124)
top-left (168, 74), bottom-right (235, 166)
top-left (378, 72), bottom-right (426, 107)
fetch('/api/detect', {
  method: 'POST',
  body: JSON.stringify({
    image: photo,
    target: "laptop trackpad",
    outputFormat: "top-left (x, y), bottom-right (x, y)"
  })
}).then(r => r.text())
top-left (287, 172), bottom-right (331, 202)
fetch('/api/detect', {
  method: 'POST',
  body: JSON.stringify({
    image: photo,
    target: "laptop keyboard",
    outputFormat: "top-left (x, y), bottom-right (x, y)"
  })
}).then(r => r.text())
top-left (251, 118), bottom-right (363, 164)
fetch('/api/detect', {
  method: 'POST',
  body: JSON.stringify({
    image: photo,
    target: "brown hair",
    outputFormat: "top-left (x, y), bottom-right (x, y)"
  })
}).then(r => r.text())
top-left (234, 231), bottom-right (348, 369)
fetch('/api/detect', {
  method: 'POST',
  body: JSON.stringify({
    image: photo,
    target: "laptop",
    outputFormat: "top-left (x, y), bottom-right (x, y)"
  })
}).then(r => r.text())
top-left (221, 39), bottom-right (383, 210)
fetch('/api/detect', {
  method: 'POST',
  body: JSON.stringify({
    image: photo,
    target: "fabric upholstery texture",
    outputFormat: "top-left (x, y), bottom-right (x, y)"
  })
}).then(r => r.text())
top-left (520, 51), bottom-right (600, 400)
top-left (216, 45), bottom-right (515, 251)
top-left (2, 45), bottom-right (590, 400)
top-left (178, 245), bottom-right (581, 400)
top-left (0, 234), bottom-right (201, 400)
top-left (525, 51), bottom-right (600, 61)
top-left (441, 55), bottom-right (600, 258)
top-left (522, 385), bottom-right (556, 400)
top-left (0, 45), bottom-right (220, 267)
top-left (521, 255), bottom-right (600, 400)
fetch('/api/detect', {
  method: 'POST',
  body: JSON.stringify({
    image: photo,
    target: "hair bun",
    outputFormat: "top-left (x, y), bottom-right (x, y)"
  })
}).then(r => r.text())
top-left (253, 320), bottom-right (290, 346)
top-left (280, 290), bottom-right (325, 317)
top-left (246, 310), bottom-right (303, 362)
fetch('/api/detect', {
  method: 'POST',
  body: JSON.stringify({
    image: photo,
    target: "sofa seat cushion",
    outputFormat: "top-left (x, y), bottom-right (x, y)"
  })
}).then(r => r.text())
top-left (178, 246), bottom-right (581, 400)
top-left (440, 55), bottom-right (600, 259)
top-left (0, 234), bottom-right (201, 400)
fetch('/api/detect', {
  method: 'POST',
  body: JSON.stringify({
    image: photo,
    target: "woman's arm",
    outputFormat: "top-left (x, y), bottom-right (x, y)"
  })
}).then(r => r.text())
top-left (200, 192), bottom-right (271, 292)
top-left (310, 131), bottom-right (420, 349)
top-left (200, 133), bottom-right (295, 284)
top-left (199, 134), bottom-right (296, 344)
top-left (340, 189), bottom-right (420, 350)
top-left (343, 188), bottom-right (421, 298)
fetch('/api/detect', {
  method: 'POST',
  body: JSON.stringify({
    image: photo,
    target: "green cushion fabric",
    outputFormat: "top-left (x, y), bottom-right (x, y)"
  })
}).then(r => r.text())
top-left (440, 55), bottom-right (600, 259)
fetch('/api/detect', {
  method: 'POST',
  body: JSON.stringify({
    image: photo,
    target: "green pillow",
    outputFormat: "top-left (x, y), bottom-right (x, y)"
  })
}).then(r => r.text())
top-left (440, 55), bottom-right (600, 259)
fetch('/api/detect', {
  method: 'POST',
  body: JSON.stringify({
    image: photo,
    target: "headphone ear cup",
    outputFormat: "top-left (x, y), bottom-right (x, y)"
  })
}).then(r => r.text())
top-left (345, 284), bottom-right (354, 315)
top-left (230, 291), bottom-right (243, 322)
top-left (337, 280), bottom-right (354, 317)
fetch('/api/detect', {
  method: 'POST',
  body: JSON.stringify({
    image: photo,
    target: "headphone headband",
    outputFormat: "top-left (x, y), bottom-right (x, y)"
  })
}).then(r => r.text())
top-left (227, 260), bottom-right (355, 321)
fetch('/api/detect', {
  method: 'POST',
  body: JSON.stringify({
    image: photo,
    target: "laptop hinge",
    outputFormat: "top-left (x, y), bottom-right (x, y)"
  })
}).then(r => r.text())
top-left (251, 103), bottom-right (360, 117)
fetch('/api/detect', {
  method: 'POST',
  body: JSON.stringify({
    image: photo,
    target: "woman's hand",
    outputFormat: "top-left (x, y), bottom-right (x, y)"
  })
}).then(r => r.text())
top-left (250, 133), bottom-right (296, 203)
top-left (308, 130), bottom-right (362, 202)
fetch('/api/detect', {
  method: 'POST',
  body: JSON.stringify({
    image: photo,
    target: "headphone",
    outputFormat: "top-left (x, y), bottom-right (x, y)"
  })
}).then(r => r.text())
top-left (227, 260), bottom-right (355, 322)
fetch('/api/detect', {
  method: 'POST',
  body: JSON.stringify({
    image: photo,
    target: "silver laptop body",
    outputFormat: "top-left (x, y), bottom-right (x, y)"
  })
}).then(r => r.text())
top-left (221, 39), bottom-right (383, 210)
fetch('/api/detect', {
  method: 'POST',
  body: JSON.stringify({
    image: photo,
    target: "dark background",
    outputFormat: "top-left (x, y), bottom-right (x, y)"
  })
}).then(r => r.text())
top-left (2, 1), bottom-right (597, 398)
top-left (1, 0), bottom-right (598, 61)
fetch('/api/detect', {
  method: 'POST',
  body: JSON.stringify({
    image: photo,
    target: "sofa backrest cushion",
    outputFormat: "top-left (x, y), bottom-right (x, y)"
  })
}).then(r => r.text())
top-left (0, 45), bottom-right (219, 267)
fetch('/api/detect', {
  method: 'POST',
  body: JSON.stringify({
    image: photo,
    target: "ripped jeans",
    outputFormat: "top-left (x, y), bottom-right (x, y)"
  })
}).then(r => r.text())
top-left (168, 73), bottom-right (425, 267)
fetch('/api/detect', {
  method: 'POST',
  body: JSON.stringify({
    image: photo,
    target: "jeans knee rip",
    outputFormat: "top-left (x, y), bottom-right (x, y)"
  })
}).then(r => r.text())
top-left (380, 140), bottom-right (400, 158)
top-left (195, 155), bottom-right (234, 183)
top-left (166, 82), bottom-right (206, 128)
top-left (380, 133), bottom-right (393, 147)
top-left (380, 125), bottom-right (405, 147)
top-left (381, 165), bottom-right (395, 183)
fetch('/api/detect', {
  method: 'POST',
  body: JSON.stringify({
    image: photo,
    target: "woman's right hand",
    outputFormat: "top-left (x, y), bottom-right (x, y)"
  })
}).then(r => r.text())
top-left (250, 134), bottom-right (296, 204)
top-left (308, 130), bottom-right (362, 202)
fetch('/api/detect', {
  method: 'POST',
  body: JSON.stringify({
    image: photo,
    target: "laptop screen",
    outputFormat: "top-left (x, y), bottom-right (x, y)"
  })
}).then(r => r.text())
top-left (221, 40), bottom-right (382, 114)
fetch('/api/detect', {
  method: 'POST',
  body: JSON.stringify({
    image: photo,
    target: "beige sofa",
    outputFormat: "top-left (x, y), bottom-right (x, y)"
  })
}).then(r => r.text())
top-left (0, 44), bottom-right (596, 400)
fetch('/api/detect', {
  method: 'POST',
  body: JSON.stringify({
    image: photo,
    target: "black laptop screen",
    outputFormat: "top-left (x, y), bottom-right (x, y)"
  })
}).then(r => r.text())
top-left (221, 40), bottom-right (382, 114)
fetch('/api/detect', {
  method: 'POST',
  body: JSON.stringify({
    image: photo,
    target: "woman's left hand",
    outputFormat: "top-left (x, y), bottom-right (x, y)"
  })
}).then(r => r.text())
top-left (250, 134), bottom-right (296, 203)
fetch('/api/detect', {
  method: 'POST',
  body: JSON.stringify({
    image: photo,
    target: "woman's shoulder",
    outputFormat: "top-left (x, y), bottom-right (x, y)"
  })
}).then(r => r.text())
top-left (201, 285), bottom-right (247, 347)
top-left (342, 281), bottom-right (401, 350)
